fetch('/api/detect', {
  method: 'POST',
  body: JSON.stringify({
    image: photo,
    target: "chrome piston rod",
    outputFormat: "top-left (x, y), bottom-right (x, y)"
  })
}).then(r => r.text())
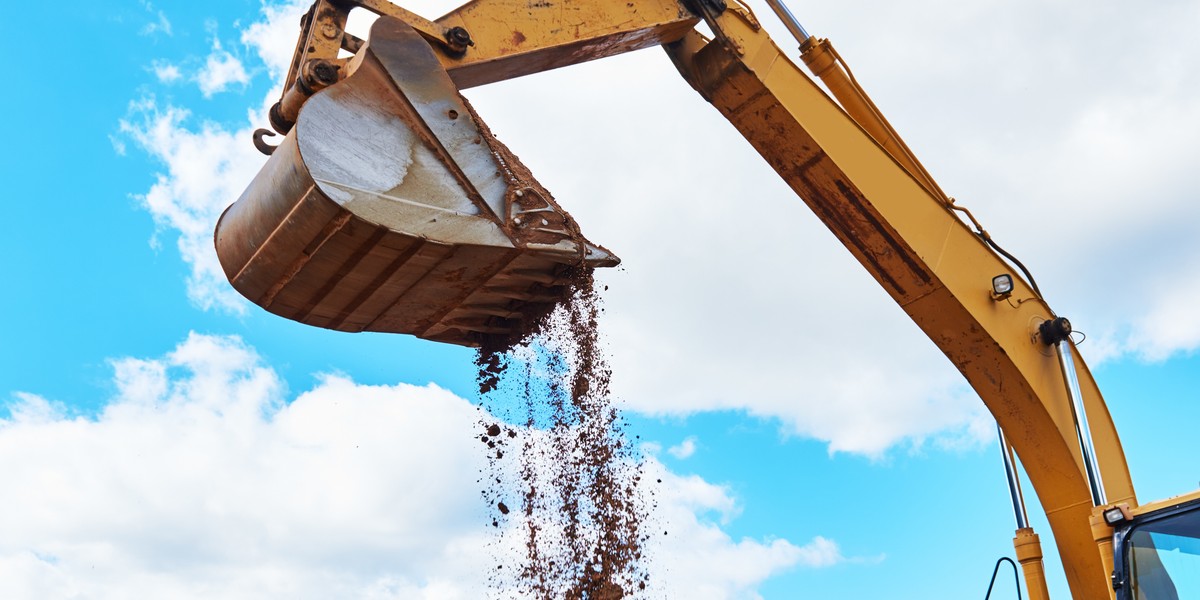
top-left (997, 424), bottom-right (1030, 530)
top-left (1039, 316), bottom-right (1107, 507)
top-left (1055, 338), bottom-right (1107, 507)
top-left (763, 0), bottom-right (811, 44)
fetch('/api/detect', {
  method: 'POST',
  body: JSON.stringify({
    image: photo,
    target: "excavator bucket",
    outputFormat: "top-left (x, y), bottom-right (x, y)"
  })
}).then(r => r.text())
top-left (215, 17), bottom-right (617, 347)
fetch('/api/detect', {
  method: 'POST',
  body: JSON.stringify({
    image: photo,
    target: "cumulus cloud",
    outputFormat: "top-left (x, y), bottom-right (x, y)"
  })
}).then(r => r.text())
top-left (668, 437), bottom-right (697, 460)
top-left (119, 97), bottom-right (265, 312)
top-left (120, 1), bottom-right (313, 313)
top-left (800, 0), bottom-right (1200, 365)
top-left (240, 0), bottom-right (313, 85)
top-left (1127, 268), bottom-right (1200, 361)
top-left (461, 39), bottom-right (987, 456)
top-left (122, 0), bottom-right (1200, 456)
top-left (120, 0), bottom-right (982, 456)
top-left (456, 0), bottom-right (1200, 453)
top-left (0, 334), bottom-right (827, 598)
top-left (196, 39), bottom-right (250, 98)
top-left (151, 60), bottom-right (182, 84)
top-left (640, 462), bottom-right (840, 599)
top-left (0, 334), bottom-right (489, 598)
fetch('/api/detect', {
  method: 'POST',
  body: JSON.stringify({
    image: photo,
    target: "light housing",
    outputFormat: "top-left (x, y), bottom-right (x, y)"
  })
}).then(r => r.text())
top-left (991, 274), bottom-right (1014, 300)
top-left (1104, 505), bottom-right (1132, 526)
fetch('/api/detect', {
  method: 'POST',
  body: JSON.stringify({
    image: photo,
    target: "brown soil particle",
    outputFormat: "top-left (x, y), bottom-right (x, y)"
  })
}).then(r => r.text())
top-left (476, 270), bottom-right (649, 599)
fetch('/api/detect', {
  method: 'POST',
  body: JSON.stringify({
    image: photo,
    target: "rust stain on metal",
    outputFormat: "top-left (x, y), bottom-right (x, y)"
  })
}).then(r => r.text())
top-left (260, 208), bottom-right (353, 309)
top-left (792, 154), bottom-right (908, 296)
top-left (300, 208), bottom-right (353, 258)
top-left (324, 238), bottom-right (426, 331)
top-left (833, 179), bottom-right (933, 287)
top-left (406, 247), bottom-right (526, 339)
top-left (294, 224), bottom-right (390, 322)
top-left (216, 17), bottom-right (618, 347)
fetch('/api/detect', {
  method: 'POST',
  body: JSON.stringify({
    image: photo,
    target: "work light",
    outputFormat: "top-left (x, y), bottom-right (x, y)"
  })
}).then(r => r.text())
top-left (991, 274), bottom-right (1014, 299)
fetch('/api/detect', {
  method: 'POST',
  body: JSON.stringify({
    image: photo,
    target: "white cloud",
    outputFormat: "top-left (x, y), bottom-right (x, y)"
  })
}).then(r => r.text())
top-left (241, 0), bottom-right (315, 85)
top-left (119, 2), bottom-right (313, 314)
top-left (151, 60), bottom-right (182, 84)
top-left (802, 0), bottom-right (1200, 366)
top-left (139, 1), bottom-right (172, 37)
top-left (0, 333), bottom-right (831, 599)
top-left (453, 0), bottom-right (1200, 454)
top-left (107, 134), bottom-right (127, 156)
top-left (461, 44), bottom-right (987, 456)
top-left (668, 437), bottom-right (697, 459)
top-left (640, 462), bottom-right (843, 599)
top-left (119, 97), bottom-right (265, 312)
top-left (196, 39), bottom-right (250, 98)
top-left (128, 0), bottom-right (981, 456)
top-left (125, 0), bottom-right (1200, 457)
top-left (1128, 267), bottom-right (1200, 361)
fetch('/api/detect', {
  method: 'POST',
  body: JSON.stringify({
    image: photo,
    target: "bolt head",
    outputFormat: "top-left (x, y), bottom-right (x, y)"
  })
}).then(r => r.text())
top-left (446, 26), bottom-right (474, 49)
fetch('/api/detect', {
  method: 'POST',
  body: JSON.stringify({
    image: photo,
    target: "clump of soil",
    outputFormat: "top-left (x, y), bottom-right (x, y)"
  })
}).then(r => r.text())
top-left (475, 270), bottom-right (648, 598)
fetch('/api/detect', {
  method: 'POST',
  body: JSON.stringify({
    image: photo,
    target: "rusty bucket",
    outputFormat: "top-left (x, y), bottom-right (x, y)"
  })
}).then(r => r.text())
top-left (215, 18), bottom-right (617, 347)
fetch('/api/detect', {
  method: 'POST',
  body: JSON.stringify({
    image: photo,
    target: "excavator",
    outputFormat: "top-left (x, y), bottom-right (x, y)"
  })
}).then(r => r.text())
top-left (213, 0), bottom-right (1200, 597)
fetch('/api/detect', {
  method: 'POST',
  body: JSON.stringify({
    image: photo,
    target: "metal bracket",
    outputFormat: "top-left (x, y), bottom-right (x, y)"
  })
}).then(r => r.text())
top-left (683, 0), bottom-right (727, 18)
top-left (266, 0), bottom-right (470, 137)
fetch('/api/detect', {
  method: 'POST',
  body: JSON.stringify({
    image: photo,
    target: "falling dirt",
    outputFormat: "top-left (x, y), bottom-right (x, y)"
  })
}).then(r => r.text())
top-left (475, 269), bottom-right (649, 599)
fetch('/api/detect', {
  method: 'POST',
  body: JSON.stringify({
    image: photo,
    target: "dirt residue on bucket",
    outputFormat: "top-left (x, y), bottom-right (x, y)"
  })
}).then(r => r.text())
top-left (476, 269), bottom-right (648, 599)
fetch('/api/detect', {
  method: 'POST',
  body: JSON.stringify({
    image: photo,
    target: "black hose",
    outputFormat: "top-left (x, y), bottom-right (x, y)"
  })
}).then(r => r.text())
top-left (983, 235), bottom-right (1045, 302)
top-left (984, 556), bottom-right (1023, 600)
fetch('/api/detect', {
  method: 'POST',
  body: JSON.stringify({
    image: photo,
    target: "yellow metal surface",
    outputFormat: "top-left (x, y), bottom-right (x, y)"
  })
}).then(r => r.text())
top-left (270, 0), bottom-right (698, 130)
top-left (344, 0), bottom-right (450, 44)
top-left (799, 37), bottom-right (948, 203)
top-left (1128, 487), bottom-right (1200, 519)
top-left (280, 1), bottom-right (347, 96)
top-left (250, 0), bottom-right (1168, 594)
top-left (1014, 528), bottom-right (1052, 600)
top-left (432, 0), bottom-right (698, 88)
top-left (1090, 510), bottom-right (1118, 600)
top-left (665, 5), bottom-right (1134, 598)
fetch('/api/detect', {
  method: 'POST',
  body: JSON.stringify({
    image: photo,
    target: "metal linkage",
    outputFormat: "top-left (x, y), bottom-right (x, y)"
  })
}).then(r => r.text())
top-left (1040, 317), bottom-right (1107, 507)
top-left (763, 0), bottom-right (810, 44)
top-left (997, 425), bottom-right (1030, 530)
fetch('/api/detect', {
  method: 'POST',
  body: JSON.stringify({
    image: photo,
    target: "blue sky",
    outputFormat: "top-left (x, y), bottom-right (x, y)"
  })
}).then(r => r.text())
top-left (4, 0), bottom-right (1200, 598)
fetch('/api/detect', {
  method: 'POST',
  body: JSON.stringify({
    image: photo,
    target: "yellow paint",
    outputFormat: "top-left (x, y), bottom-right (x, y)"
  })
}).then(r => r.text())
top-left (1014, 528), bottom-right (1052, 600)
top-left (663, 5), bottom-right (1130, 597)
top-left (262, 1), bottom-right (1200, 596)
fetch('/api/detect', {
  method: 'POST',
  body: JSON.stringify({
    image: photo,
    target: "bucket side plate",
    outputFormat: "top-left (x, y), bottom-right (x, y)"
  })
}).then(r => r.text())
top-left (215, 17), bottom-right (617, 346)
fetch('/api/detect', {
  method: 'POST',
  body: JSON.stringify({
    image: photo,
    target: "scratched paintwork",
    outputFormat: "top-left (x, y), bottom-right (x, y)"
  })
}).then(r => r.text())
top-left (216, 18), bottom-right (616, 347)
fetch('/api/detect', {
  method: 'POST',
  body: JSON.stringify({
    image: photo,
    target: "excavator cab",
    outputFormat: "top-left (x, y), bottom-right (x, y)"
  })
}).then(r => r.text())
top-left (1112, 494), bottom-right (1200, 599)
top-left (215, 13), bottom-right (617, 347)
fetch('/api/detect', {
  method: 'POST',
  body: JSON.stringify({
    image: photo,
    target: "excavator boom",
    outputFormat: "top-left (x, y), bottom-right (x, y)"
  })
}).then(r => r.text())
top-left (213, 1), bottom-right (1200, 597)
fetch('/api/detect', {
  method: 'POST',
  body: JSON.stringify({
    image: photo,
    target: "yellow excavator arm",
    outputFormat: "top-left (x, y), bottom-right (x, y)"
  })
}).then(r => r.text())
top-left (216, 1), bottom-right (1200, 597)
